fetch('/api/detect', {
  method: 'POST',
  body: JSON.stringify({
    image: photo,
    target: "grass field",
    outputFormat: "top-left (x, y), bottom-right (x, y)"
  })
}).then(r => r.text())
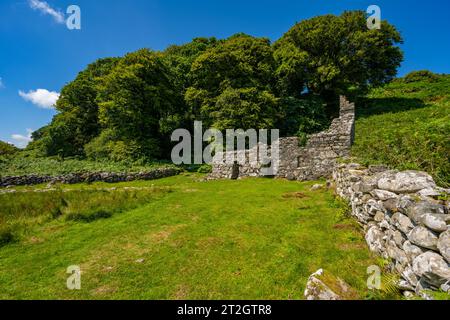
top-left (0, 174), bottom-right (381, 300)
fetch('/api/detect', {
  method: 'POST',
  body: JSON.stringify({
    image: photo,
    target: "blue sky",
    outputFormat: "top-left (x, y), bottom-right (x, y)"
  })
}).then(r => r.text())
top-left (1, 0), bottom-right (449, 147)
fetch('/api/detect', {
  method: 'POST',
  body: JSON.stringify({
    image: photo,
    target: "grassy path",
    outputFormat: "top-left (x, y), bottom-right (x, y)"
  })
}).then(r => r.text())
top-left (0, 174), bottom-right (378, 299)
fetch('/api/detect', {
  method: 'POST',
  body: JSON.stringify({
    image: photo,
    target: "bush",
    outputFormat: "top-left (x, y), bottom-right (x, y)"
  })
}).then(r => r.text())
top-left (197, 164), bottom-right (212, 174)
top-left (0, 141), bottom-right (18, 156)
top-left (278, 96), bottom-right (329, 137)
top-left (0, 227), bottom-right (15, 247)
top-left (402, 70), bottom-right (440, 83)
top-left (66, 210), bottom-right (113, 223)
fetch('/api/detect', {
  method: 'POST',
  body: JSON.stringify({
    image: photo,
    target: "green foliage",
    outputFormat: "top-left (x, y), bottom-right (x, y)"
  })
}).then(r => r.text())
top-left (274, 11), bottom-right (403, 109)
top-left (353, 72), bottom-right (450, 186)
top-left (397, 70), bottom-right (441, 84)
top-left (332, 196), bottom-right (352, 223)
top-left (0, 155), bottom-right (176, 177)
top-left (65, 210), bottom-right (113, 223)
top-left (96, 49), bottom-right (183, 160)
top-left (0, 187), bottom-right (169, 246)
top-left (186, 34), bottom-right (279, 130)
top-left (162, 37), bottom-right (218, 94)
top-left (209, 86), bottom-right (279, 130)
top-left (84, 129), bottom-right (146, 162)
top-left (0, 141), bottom-right (19, 156)
top-left (278, 96), bottom-right (329, 137)
top-left (28, 58), bottom-right (120, 157)
top-left (196, 164), bottom-right (212, 174)
top-left (0, 227), bottom-right (15, 247)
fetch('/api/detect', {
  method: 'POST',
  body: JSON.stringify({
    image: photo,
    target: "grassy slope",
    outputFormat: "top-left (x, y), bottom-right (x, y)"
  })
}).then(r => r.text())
top-left (0, 174), bottom-right (379, 300)
top-left (353, 75), bottom-right (450, 187)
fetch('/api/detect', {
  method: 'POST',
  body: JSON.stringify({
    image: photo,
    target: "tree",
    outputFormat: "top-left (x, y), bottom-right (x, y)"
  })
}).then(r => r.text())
top-left (185, 33), bottom-right (279, 130)
top-left (29, 58), bottom-right (120, 157)
top-left (274, 11), bottom-right (403, 112)
top-left (96, 49), bottom-right (183, 159)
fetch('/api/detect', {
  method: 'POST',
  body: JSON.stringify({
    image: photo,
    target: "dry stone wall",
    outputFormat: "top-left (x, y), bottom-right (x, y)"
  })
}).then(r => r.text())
top-left (0, 168), bottom-right (181, 187)
top-left (333, 163), bottom-right (450, 298)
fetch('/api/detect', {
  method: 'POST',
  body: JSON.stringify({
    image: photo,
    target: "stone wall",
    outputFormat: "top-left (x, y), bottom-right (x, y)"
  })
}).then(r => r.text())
top-left (0, 167), bottom-right (181, 187)
top-left (210, 96), bottom-right (355, 181)
top-left (333, 163), bottom-right (450, 298)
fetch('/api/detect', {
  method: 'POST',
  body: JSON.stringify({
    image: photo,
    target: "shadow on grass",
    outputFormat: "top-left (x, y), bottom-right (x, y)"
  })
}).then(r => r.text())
top-left (355, 97), bottom-right (427, 119)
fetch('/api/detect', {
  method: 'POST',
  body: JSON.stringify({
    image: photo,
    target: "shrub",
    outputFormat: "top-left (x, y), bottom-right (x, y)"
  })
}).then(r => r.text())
top-left (0, 227), bottom-right (15, 247)
top-left (197, 164), bottom-right (212, 174)
top-left (66, 210), bottom-right (113, 223)
top-left (402, 70), bottom-right (440, 83)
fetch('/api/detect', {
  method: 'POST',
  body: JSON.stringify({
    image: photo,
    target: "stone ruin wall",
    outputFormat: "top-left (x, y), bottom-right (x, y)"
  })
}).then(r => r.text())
top-left (210, 96), bottom-right (355, 180)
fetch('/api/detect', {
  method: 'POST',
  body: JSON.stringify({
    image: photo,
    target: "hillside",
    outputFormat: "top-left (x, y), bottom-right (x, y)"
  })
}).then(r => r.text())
top-left (353, 71), bottom-right (450, 187)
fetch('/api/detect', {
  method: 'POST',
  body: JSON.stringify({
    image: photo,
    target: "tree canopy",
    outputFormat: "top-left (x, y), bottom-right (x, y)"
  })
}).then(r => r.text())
top-left (274, 11), bottom-right (403, 103)
top-left (27, 11), bottom-right (404, 161)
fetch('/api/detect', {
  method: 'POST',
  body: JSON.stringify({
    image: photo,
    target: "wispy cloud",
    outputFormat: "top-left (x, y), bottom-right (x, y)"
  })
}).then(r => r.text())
top-left (11, 129), bottom-right (33, 148)
top-left (0, 77), bottom-right (4, 89)
top-left (28, 0), bottom-right (65, 24)
top-left (19, 89), bottom-right (60, 109)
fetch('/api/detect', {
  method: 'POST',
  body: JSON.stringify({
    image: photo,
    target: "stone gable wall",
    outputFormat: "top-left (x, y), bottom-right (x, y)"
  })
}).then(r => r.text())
top-left (210, 96), bottom-right (355, 180)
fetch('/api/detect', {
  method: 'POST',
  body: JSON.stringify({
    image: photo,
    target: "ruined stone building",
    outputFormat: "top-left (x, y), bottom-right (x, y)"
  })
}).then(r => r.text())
top-left (210, 96), bottom-right (355, 181)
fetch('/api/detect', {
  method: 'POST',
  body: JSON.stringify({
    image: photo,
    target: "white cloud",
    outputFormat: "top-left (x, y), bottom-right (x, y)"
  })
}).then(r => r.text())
top-left (28, 0), bottom-right (65, 24)
top-left (0, 77), bottom-right (4, 89)
top-left (19, 89), bottom-right (60, 109)
top-left (11, 129), bottom-right (33, 148)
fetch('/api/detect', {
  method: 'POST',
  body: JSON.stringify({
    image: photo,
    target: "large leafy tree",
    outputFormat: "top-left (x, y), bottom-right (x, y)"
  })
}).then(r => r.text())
top-left (29, 58), bottom-right (120, 157)
top-left (185, 33), bottom-right (279, 130)
top-left (274, 11), bottom-right (403, 109)
top-left (96, 49), bottom-right (183, 159)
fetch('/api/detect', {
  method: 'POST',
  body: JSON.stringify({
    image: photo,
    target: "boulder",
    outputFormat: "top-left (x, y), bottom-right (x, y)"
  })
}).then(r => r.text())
top-left (402, 266), bottom-right (419, 288)
top-left (408, 226), bottom-right (439, 250)
top-left (310, 184), bottom-right (324, 191)
top-left (374, 211), bottom-right (385, 223)
top-left (354, 180), bottom-right (377, 194)
top-left (378, 171), bottom-right (436, 194)
top-left (386, 241), bottom-right (409, 266)
top-left (371, 189), bottom-right (398, 201)
top-left (392, 212), bottom-right (415, 235)
top-left (365, 226), bottom-right (385, 254)
top-left (396, 195), bottom-right (415, 214)
top-left (382, 198), bottom-right (398, 213)
top-left (438, 230), bottom-right (450, 263)
top-left (403, 240), bottom-right (424, 264)
top-left (412, 252), bottom-right (450, 289)
top-left (304, 269), bottom-right (356, 300)
top-left (418, 188), bottom-right (442, 198)
top-left (407, 202), bottom-right (445, 224)
top-left (420, 214), bottom-right (448, 233)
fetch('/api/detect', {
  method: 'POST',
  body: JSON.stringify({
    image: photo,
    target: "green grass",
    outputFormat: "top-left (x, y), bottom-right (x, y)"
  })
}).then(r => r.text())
top-left (0, 156), bottom-right (177, 177)
top-left (0, 174), bottom-right (381, 300)
top-left (0, 186), bottom-right (171, 245)
top-left (353, 73), bottom-right (450, 187)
